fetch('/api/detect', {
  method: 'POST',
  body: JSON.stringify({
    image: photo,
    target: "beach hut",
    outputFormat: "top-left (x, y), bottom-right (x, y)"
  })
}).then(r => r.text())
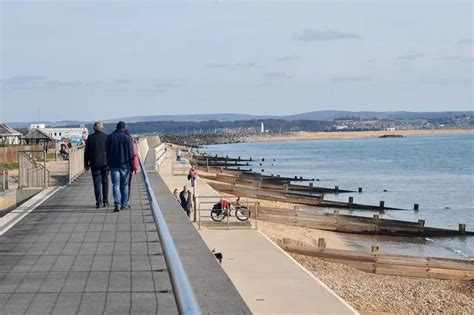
top-left (22, 128), bottom-right (53, 146)
top-left (0, 124), bottom-right (22, 145)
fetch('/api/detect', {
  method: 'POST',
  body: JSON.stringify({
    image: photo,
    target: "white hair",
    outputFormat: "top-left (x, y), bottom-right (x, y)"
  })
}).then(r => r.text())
top-left (94, 122), bottom-right (104, 132)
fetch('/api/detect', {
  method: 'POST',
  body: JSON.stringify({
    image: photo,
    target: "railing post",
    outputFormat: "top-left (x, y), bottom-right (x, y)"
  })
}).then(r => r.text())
top-left (43, 150), bottom-right (47, 188)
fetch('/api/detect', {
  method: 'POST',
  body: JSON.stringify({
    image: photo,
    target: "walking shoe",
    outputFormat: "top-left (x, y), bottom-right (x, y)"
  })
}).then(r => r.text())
top-left (120, 205), bottom-right (131, 210)
top-left (96, 203), bottom-right (100, 208)
top-left (114, 205), bottom-right (120, 212)
top-left (103, 202), bottom-right (109, 208)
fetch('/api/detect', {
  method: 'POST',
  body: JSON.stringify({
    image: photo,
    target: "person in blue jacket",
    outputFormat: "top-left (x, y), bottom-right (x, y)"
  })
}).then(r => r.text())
top-left (105, 121), bottom-right (136, 212)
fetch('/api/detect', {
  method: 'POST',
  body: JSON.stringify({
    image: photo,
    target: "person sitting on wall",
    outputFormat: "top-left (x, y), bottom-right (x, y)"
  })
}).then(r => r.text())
top-left (59, 143), bottom-right (69, 161)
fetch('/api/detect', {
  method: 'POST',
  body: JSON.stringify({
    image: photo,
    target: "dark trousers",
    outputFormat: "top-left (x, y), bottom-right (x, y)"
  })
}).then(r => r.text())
top-left (128, 172), bottom-right (133, 200)
top-left (92, 167), bottom-right (109, 205)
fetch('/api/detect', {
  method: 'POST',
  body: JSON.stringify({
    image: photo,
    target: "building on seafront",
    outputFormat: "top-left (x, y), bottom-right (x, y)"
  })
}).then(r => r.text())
top-left (0, 124), bottom-right (23, 145)
top-left (29, 124), bottom-right (89, 145)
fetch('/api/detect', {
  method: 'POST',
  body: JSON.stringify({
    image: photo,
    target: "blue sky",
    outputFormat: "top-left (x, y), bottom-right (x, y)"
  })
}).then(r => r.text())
top-left (1, 0), bottom-right (473, 122)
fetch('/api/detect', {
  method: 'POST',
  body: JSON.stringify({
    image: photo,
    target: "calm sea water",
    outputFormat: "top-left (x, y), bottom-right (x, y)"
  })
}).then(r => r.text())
top-left (203, 134), bottom-right (474, 260)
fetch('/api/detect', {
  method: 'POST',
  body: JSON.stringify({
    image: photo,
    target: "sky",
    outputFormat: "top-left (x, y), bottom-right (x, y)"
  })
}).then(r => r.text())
top-left (0, 0), bottom-right (473, 122)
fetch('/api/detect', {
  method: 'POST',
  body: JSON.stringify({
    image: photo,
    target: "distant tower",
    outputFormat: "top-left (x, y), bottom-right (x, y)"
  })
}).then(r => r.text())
top-left (260, 122), bottom-right (265, 133)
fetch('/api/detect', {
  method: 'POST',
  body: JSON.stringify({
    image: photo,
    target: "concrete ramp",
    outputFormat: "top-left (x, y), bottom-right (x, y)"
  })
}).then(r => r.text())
top-left (159, 149), bottom-right (357, 314)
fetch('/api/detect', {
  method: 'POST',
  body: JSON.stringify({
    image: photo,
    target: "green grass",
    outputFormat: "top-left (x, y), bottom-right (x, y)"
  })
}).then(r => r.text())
top-left (0, 162), bottom-right (19, 171)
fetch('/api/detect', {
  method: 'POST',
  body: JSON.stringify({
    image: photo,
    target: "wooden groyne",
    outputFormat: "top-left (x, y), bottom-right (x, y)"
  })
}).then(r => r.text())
top-left (203, 176), bottom-right (401, 211)
top-left (280, 240), bottom-right (474, 281)
top-left (258, 206), bottom-right (473, 237)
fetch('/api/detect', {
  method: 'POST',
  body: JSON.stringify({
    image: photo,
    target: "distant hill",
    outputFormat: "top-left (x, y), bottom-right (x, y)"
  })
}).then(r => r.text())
top-left (110, 111), bottom-right (473, 122)
top-left (5, 111), bottom-right (473, 128)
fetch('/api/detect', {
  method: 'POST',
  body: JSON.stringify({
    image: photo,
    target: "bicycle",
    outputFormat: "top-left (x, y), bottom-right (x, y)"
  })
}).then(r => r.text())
top-left (210, 201), bottom-right (251, 222)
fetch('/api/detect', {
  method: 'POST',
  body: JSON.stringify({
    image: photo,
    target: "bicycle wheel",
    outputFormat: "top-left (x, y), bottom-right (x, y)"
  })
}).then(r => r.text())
top-left (211, 209), bottom-right (225, 222)
top-left (235, 206), bottom-right (251, 221)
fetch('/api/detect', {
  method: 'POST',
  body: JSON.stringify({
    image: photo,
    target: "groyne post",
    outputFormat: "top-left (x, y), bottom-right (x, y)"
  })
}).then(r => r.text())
top-left (318, 238), bottom-right (326, 249)
top-left (414, 203), bottom-right (419, 210)
top-left (335, 186), bottom-right (339, 194)
top-left (418, 219), bottom-right (425, 234)
top-left (348, 197), bottom-right (354, 208)
top-left (459, 224), bottom-right (466, 234)
top-left (379, 201), bottom-right (385, 209)
top-left (358, 187), bottom-right (363, 193)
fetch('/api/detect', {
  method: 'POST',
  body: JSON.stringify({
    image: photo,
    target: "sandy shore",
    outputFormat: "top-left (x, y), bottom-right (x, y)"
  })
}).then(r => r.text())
top-left (248, 129), bottom-right (474, 142)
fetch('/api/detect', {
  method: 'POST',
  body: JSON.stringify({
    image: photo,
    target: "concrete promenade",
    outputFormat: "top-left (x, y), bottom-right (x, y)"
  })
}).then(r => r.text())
top-left (0, 158), bottom-right (249, 314)
top-left (159, 151), bottom-right (357, 314)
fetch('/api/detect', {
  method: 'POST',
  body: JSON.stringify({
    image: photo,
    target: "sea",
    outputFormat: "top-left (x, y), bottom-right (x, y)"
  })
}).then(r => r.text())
top-left (202, 134), bottom-right (474, 260)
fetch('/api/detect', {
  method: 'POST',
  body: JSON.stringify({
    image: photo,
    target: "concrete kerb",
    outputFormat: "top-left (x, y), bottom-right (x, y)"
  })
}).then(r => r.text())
top-left (258, 230), bottom-right (359, 314)
top-left (0, 186), bottom-right (64, 235)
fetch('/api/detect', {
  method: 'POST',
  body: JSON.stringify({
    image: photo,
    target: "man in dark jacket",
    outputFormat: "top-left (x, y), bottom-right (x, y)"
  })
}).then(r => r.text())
top-left (106, 121), bottom-right (135, 212)
top-left (84, 122), bottom-right (109, 208)
top-left (179, 185), bottom-right (193, 217)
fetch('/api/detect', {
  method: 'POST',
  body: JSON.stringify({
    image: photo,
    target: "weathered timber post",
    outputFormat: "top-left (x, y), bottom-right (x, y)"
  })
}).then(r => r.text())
top-left (414, 203), bottom-right (419, 210)
top-left (334, 209), bottom-right (339, 215)
top-left (43, 150), bottom-right (47, 188)
top-left (294, 205), bottom-right (298, 224)
top-left (459, 224), bottom-right (466, 234)
top-left (373, 214), bottom-right (379, 220)
top-left (358, 187), bottom-right (363, 193)
top-left (335, 186), bottom-right (339, 193)
top-left (283, 184), bottom-right (288, 197)
top-left (348, 196), bottom-right (354, 208)
top-left (379, 201), bottom-right (385, 209)
top-left (418, 219), bottom-right (425, 234)
top-left (318, 238), bottom-right (326, 249)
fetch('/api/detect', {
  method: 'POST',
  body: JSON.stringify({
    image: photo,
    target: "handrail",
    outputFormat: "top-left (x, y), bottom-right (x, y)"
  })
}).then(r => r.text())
top-left (139, 157), bottom-right (202, 315)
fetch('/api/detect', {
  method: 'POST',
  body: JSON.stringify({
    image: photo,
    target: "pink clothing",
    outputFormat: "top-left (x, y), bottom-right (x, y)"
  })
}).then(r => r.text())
top-left (189, 168), bottom-right (198, 178)
top-left (132, 143), bottom-right (139, 171)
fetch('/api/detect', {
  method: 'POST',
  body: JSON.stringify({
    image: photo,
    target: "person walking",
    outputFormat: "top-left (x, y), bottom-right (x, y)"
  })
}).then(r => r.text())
top-left (179, 185), bottom-right (193, 217)
top-left (176, 149), bottom-right (181, 161)
top-left (84, 122), bottom-right (109, 208)
top-left (173, 189), bottom-right (180, 203)
top-left (106, 121), bottom-right (135, 212)
top-left (124, 128), bottom-right (139, 201)
top-left (188, 165), bottom-right (198, 187)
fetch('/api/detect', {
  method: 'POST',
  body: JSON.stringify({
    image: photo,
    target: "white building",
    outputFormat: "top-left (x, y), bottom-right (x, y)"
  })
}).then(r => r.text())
top-left (30, 124), bottom-right (89, 144)
top-left (29, 123), bottom-right (46, 130)
top-left (260, 122), bottom-right (265, 133)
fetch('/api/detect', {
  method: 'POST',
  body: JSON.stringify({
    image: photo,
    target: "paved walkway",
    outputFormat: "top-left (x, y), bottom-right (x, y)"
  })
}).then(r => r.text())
top-left (0, 174), bottom-right (177, 314)
top-left (0, 149), bottom-right (250, 315)
top-left (159, 151), bottom-right (357, 314)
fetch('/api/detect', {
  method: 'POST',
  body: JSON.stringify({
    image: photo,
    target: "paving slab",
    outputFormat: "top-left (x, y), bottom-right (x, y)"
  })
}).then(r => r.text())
top-left (0, 147), bottom-right (250, 314)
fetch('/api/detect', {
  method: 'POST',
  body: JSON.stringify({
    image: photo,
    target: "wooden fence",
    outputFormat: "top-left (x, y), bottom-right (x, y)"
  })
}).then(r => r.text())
top-left (18, 150), bottom-right (49, 188)
top-left (0, 145), bottom-right (42, 163)
top-left (68, 145), bottom-right (85, 183)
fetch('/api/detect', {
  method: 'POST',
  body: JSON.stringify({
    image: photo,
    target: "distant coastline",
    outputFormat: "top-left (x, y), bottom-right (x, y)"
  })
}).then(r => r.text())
top-left (246, 129), bottom-right (474, 143)
top-left (162, 129), bottom-right (474, 147)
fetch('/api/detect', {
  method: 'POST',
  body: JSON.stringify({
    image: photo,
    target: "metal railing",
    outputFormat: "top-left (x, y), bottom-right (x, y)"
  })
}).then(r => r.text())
top-left (196, 195), bottom-right (259, 230)
top-left (18, 150), bottom-right (49, 189)
top-left (68, 145), bottom-right (85, 183)
top-left (139, 156), bottom-right (201, 315)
